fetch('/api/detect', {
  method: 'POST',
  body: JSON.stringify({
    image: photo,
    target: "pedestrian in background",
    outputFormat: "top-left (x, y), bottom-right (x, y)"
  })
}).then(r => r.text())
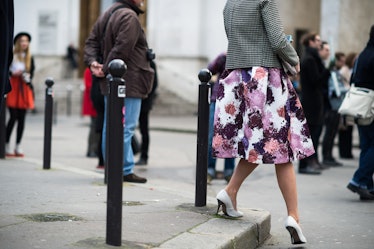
top-left (322, 51), bottom-right (345, 167)
top-left (213, 0), bottom-right (314, 245)
top-left (338, 52), bottom-right (357, 159)
top-left (84, 0), bottom-right (154, 183)
top-left (298, 32), bottom-right (330, 175)
top-left (64, 43), bottom-right (78, 79)
top-left (5, 32), bottom-right (35, 157)
top-left (90, 72), bottom-right (105, 170)
top-left (135, 60), bottom-right (158, 166)
top-left (206, 52), bottom-right (235, 184)
top-left (82, 68), bottom-right (100, 159)
top-left (346, 25), bottom-right (374, 201)
top-left (0, 0), bottom-right (14, 109)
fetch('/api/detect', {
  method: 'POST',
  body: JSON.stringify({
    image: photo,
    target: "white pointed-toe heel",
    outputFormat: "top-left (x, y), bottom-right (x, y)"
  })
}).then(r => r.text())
top-left (285, 216), bottom-right (307, 244)
top-left (216, 189), bottom-right (243, 218)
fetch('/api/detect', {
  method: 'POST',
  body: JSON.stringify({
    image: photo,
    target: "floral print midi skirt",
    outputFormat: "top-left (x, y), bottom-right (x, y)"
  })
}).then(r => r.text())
top-left (212, 67), bottom-right (315, 164)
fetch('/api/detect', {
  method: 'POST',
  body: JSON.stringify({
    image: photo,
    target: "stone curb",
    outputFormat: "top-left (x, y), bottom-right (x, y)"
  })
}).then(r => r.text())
top-left (156, 209), bottom-right (271, 249)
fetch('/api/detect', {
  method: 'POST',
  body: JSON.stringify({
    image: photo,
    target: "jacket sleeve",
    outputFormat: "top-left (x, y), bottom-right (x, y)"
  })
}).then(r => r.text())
top-left (207, 53), bottom-right (226, 75)
top-left (260, 0), bottom-right (299, 66)
top-left (30, 56), bottom-right (35, 80)
top-left (84, 19), bottom-right (102, 67)
top-left (103, 11), bottom-right (142, 73)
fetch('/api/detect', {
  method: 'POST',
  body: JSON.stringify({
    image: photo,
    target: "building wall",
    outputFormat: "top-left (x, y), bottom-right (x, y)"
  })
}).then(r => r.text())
top-left (278, 0), bottom-right (321, 38)
top-left (14, 0), bottom-right (80, 56)
top-left (12, 0), bottom-right (374, 107)
top-left (14, 0), bottom-right (80, 86)
top-left (278, 0), bottom-right (321, 55)
top-left (147, 0), bottom-right (227, 61)
top-left (148, 0), bottom-right (322, 62)
top-left (321, 0), bottom-right (374, 55)
top-left (147, 0), bottom-right (322, 103)
top-left (147, 0), bottom-right (228, 102)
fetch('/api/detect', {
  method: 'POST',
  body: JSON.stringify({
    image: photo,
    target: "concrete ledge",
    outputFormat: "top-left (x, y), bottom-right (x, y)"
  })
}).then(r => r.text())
top-left (156, 209), bottom-right (271, 249)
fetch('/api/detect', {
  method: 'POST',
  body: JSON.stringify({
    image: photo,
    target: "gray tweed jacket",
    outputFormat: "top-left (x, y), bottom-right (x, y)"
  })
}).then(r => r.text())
top-left (224, 0), bottom-right (299, 69)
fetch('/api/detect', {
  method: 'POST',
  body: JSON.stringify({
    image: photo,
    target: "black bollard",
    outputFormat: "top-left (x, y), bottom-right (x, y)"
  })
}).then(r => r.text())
top-left (43, 78), bottom-right (54, 169)
top-left (195, 69), bottom-right (212, 207)
top-left (0, 98), bottom-right (6, 159)
top-left (106, 59), bottom-right (127, 247)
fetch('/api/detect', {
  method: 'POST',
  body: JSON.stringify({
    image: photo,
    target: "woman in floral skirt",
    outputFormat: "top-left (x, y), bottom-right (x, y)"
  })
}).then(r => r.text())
top-left (214, 0), bottom-right (315, 245)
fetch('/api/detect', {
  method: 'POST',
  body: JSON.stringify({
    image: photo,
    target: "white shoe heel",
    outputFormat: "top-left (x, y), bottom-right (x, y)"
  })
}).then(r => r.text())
top-left (285, 216), bottom-right (307, 244)
top-left (216, 189), bottom-right (243, 218)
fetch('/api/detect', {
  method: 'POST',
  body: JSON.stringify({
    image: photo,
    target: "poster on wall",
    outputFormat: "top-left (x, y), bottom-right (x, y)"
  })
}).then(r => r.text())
top-left (38, 11), bottom-right (58, 54)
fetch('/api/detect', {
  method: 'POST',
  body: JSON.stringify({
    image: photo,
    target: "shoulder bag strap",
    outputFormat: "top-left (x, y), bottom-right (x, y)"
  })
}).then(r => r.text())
top-left (100, 4), bottom-right (128, 54)
top-left (350, 54), bottom-right (360, 85)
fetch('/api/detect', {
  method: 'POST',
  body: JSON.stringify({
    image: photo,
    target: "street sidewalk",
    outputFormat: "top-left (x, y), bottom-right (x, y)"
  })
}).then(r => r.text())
top-left (2, 110), bottom-right (373, 249)
top-left (0, 113), bottom-right (270, 249)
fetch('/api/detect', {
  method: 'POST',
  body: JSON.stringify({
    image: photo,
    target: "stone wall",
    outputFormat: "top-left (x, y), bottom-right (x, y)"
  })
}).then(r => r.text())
top-left (28, 0), bottom-right (374, 110)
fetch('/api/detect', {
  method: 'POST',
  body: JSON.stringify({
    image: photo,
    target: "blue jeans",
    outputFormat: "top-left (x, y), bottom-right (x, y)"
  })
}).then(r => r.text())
top-left (208, 101), bottom-right (235, 177)
top-left (350, 121), bottom-right (374, 191)
top-left (102, 97), bottom-right (142, 176)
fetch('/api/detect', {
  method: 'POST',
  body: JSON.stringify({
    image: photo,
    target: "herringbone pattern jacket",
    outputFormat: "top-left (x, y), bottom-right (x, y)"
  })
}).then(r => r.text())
top-left (224, 0), bottom-right (299, 69)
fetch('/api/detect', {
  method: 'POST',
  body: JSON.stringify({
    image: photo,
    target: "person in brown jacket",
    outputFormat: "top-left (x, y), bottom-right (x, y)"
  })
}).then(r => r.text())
top-left (84, 0), bottom-right (154, 183)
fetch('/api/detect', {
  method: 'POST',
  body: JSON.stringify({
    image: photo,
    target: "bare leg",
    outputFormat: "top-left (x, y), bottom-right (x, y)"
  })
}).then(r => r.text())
top-left (225, 159), bottom-right (258, 210)
top-left (275, 162), bottom-right (299, 222)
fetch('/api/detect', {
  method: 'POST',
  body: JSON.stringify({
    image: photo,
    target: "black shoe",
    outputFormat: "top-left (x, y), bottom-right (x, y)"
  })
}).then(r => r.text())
top-left (347, 183), bottom-right (374, 200)
top-left (323, 158), bottom-right (343, 167)
top-left (123, 173), bottom-right (147, 183)
top-left (340, 154), bottom-right (354, 159)
top-left (298, 166), bottom-right (322, 175)
top-left (316, 162), bottom-right (330, 170)
top-left (307, 157), bottom-right (328, 170)
top-left (360, 196), bottom-right (374, 201)
top-left (135, 158), bottom-right (147, 166)
top-left (86, 151), bottom-right (97, 158)
top-left (207, 174), bottom-right (213, 185)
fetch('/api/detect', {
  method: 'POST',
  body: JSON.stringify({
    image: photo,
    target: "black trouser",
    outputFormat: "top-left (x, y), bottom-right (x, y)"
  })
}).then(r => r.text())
top-left (138, 97), bottom-right (152, 160)
top-left (339, 125), bottom-right (354, 157)
top-left (90, 77), bottom-right (104, 166)
top-left (322, 110), bottom-right (340, 159)
top-left (299, 123), bottom-right (323, 169)
top-left (6, 107), bottom-right (26, 144)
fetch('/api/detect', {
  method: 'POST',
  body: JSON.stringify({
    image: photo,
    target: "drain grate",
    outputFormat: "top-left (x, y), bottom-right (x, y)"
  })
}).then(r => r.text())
top-left (18, 213), bottom-right (83, 222)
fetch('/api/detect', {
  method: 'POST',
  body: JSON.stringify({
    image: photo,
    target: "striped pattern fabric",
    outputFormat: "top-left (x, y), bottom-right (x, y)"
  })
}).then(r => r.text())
top-left (223, 0), bottom-right (299, 69)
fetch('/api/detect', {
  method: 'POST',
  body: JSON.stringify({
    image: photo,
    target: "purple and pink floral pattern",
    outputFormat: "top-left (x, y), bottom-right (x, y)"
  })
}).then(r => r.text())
top-left (212, 67), bottom-right (315, 164)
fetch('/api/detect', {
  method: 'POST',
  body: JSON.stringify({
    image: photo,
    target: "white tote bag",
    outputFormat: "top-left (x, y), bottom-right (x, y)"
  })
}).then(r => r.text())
top-left (338, 85), bottom-right (374, 125)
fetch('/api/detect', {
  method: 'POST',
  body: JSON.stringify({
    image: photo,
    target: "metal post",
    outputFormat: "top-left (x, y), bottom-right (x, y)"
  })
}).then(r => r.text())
top-left (79, 84), bottom-right (85, 117)
top-left (104, 74), bottom-right (110, 185)
top-left (53, 100), bottom-right (58, 124)
top-left (66, 84), bottom-right (72, 116)
top-left (195, 69), bottom-right (212, 207)
top-left (106, 59), bottom-right (127, 247)
top-left (0, 97), bottom-right (6, 159)
top-left (43, 78), bottom-right (54, 169)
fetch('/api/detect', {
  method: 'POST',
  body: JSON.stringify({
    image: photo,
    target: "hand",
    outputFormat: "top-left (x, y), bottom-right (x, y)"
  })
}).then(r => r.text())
top-left (22, 72), bottom-right (31, 84)
top-left (295, 63), bottom-right (300, 74)
top-left (90, 61), bottom-right (104, 77)
top-left (12, 70), bottom-right (23, 76)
